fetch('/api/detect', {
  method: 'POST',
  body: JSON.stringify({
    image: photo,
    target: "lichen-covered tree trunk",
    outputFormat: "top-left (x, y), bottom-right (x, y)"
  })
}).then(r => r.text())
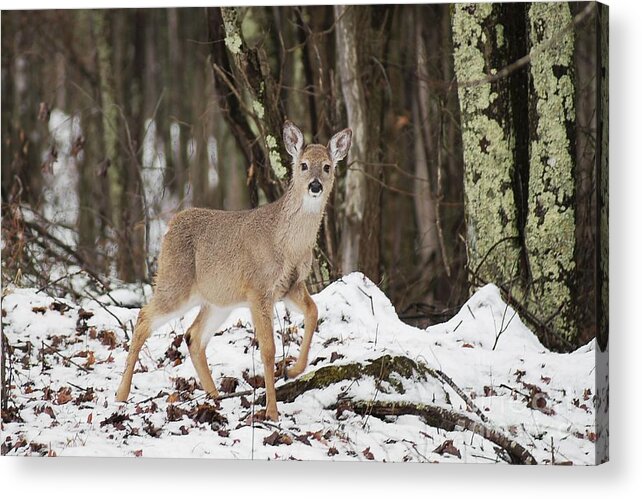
top-left (220, 7), bottom-right (287, 189)
top-left (525, 2), bottom-right (578, 342)
top-left (451, 3), bottom-right (523, 290)
top-left (206, 7), bottom-right (281, 206)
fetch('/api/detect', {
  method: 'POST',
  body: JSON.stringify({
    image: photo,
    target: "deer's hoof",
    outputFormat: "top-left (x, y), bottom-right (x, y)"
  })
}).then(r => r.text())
top-left (115, 389), bottom-right (129, 403)
top-left (265, 407), bottom-right (280, 422)
top-left (206, 389), bottom-right (220, 400)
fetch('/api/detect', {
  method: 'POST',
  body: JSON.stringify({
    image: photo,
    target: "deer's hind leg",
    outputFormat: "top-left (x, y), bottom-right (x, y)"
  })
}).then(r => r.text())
top-left (116, 293), bottom-right (200, 402)
top-left (116, 305), bottom-right (155, 402)
top-left (284, 282), bottom-right (318, 379)
top-left (185, 305), bottom-right (230, 398)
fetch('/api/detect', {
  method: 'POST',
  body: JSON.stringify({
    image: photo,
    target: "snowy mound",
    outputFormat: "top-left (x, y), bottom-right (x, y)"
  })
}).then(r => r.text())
top-left (1, 273), bottom-right (600, 463)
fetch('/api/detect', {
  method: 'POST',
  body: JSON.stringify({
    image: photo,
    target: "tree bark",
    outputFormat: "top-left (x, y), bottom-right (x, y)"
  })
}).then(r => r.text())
top-left (596, 4), bottom-right (608, 351)
top-left (335, 5), bottom-right (367, 276)
top-left (92, 10), bottom-right (145, 282)
top-left (451, 3), bottom-right (523, 292)
top-left (206, 7), bottom-right (278, 206)
top-left (525, 2), bottom-right (578, 342)
top-left (219, 7), bottom-right (287, 191)
top-left (167, 8), bottom-right (187, 202)
top-left (334, 5), bottom-right (388, 281)
top-left (413, 13), bottom-right (441, 298)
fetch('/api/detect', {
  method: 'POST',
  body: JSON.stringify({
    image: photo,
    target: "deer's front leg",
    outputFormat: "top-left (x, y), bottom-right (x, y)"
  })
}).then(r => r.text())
top-left (249, 297), bottom-right (279, 421)
top-left (285, 282), bottom-right (318, 379)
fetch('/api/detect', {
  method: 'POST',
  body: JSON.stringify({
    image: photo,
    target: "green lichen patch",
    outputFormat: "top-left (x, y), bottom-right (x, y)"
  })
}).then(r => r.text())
top-left (265, 134), bottom-right (286, 180)
top-left (271, 355), bottom-right (431, 404)
top-left (252, 100), bottom-right (265, 119)
top-left (221, 8), bottom-right (242, 55)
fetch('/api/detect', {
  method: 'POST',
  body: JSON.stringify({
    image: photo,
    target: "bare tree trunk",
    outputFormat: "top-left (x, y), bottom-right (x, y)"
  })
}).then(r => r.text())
top-left (439, 6), bottom-right (468, 310)
top-left (92, 10), bottom-right (122, 260)
top-left (334, 5), bottom-right (388, 281)
top-left (4, 15), bottom-right (43, 205)
top-left (594, 4), bottom-right (609, 465)
top-left (413, 13), bottom-right (441, 296)
top-left (76, 10), bottom-right (109, 274)
top-left (93, 10), bottom-right (145, 282)
top-left (167, 8), bottom-right (187, 201)
top-left (596, 4), bottom-right (608, 351)
top-left (335, 5), bottom-right (367, 276)
top-left (296, 5), bottom-right (340, 283)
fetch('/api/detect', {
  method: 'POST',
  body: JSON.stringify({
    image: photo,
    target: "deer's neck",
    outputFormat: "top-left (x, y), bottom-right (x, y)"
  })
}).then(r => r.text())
top-left (276, 184), bottom-right (326, 257)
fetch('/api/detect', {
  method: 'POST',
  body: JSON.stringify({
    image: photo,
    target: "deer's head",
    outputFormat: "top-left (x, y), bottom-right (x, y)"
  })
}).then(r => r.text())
top-left (283, 121), bottom-right (352, 213)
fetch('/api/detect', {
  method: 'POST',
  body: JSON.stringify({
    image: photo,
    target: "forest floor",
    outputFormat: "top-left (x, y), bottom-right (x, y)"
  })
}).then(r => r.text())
top-left (1, 272), bottom-right (604, 463)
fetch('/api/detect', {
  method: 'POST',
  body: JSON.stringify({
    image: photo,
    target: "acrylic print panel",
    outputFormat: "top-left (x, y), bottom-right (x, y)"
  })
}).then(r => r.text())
top-left (1, 2), bottom-right (608, 464)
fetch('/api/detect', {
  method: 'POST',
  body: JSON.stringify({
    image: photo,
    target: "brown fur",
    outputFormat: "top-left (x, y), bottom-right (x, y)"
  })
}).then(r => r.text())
top-left (115, 122), bottom-right (352, 421)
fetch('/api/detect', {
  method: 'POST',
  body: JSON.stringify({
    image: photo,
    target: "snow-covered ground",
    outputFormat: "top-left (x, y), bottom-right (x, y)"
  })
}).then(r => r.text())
top-left (1, 273), bottom-right (604, 463)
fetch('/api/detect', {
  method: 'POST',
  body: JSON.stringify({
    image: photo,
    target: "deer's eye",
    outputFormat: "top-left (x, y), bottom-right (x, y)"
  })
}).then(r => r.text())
top-left (301, 162), bottom-right (308, 171)
top-left (323, 164), bottom-right (331, 174)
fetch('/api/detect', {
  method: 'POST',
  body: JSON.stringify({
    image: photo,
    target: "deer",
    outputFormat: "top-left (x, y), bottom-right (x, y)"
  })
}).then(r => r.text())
top-left (115, 121), bottom-right (352, 421)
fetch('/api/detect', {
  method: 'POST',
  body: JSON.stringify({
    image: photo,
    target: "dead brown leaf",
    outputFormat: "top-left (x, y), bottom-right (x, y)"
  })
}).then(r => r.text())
top-left (98, 330), bottom-right (117, 350)
top-left (263, 431), bottom-right (292, 446)
top-left (55, 387), bottom-right (72, 405)
top-left (330, 352), bottom-right (344, 363)
top-left (220, 377), bottom-right (239, 394)
top-left (242, 370), bottom-right (265, 389)
top-left (100, 412), bottom-right (132, 430)
top-left (74, 388), bottom-right (94, 405)
top-left (34, 405), bottom-right (55, 419)
top-left (433, 439), bottom-right (461, 459)
top-left (189, 403), bottom-right (227, 427)
top-left (166, 404), bottom-right (187, 422)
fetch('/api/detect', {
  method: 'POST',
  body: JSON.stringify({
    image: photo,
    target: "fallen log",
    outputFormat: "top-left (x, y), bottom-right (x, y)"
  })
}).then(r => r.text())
top-left (336, 400), bottom-right (537, 465)
top-left (270, 354), bottom-right (429, 403)
top-left (253, 354), bottom-right (536, 464)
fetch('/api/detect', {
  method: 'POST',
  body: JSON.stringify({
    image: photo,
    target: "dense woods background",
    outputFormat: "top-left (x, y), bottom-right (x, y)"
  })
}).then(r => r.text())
top-left (1, 2), bottom-right (608, 351)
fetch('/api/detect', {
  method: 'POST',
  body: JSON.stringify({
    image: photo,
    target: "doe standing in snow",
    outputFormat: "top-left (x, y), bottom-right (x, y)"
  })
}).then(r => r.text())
top-left (116, 121), bottom-right (352, 421)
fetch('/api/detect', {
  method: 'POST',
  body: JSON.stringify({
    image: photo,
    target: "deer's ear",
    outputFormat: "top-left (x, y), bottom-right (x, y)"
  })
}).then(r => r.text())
top-left (328, 128), bottom-right (352, 163)
top-left (283, 121), bottom-right (304, 159)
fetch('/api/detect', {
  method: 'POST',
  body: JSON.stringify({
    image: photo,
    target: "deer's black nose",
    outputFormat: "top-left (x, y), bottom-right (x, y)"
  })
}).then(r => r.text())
top-left (309, 179), bottom-right (323, 194)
